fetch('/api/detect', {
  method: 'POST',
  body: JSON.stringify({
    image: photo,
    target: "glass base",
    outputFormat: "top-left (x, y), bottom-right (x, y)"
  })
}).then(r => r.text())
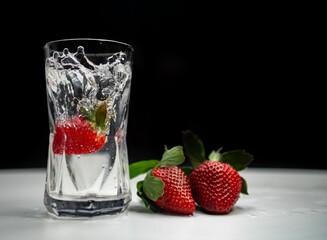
top-left (44, 191), bottom-right (131, 218)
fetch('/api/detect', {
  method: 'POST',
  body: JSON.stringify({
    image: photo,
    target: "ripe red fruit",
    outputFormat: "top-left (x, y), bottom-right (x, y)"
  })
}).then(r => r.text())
top-left (152, 166), bottom-right (196, 215)
top-left (52, 116), bottom-right (106, 155)
top-left (190, 160), bottom-right (242, 214)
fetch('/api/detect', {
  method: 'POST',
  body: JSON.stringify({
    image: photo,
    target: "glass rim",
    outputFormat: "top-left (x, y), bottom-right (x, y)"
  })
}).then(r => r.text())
top-left (44, 38), bottom-right (134, 52)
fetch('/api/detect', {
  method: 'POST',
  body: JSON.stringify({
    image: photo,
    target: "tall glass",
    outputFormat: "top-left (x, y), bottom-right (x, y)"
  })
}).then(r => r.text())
top-left (43, 39), bottom-right (133, 218)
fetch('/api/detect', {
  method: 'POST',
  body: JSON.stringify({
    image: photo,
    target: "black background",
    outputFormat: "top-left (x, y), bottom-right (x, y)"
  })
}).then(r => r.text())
top-left (2, 1), bottom-right (325, 169)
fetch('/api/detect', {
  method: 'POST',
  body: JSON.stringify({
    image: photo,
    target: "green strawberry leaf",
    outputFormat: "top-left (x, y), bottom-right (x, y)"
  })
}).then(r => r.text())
top-left (182, 130), bottom-right (206, 168)
top-left (95, 102), bottom-right (108, 130)
top-left (220, 150), bottom-right (254, 171)
top-left (79, 106), bottom-right (96, 122)
top-left (137, 181), bottom-right (162, 212)
top-left (180, 165), bottom-right (194, 177)
top-left (143, 172), bottom-right (164, 201)
top-left (159, 145), bottom-right (185, 167)
top-left (129, 160), bottom-right (160, 179)
top-left (137, 180), bottom-right (143, 192)
top-left (241, 176), bottom-right (249, 195)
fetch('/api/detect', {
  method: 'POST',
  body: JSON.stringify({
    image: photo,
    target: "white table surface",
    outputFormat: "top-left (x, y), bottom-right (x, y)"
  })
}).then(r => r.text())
top-left (0, 168), bottom-right (326, 240)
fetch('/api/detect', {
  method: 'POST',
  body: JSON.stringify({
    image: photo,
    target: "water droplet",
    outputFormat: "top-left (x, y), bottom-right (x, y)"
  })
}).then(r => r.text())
top-left (248, 213), bottom-right (257, 218)
top-left (254, 209), bottom-right (265, 215)
top-left (77, 46), bottom-right (84, 54)
top-left (310, 209), bottom-right (319, 214)
top-left (290, 209), bottom-right (306, 214)
top-left (53, 51), bottom-right (60, 59)
top-left (51, 203), bottom-right (58, 215)
top-left (63, 48), bottom-right (69, 55)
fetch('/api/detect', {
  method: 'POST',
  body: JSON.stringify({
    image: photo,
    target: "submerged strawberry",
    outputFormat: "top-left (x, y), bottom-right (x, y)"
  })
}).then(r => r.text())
top-left (53, 102), bottom-right (109, 155)
top-left (53, 117), bottom-right (106, 155)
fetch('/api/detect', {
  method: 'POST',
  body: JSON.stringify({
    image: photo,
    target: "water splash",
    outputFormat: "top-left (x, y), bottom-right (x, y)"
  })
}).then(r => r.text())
top-left (45, 46), bottom-right (132, 121)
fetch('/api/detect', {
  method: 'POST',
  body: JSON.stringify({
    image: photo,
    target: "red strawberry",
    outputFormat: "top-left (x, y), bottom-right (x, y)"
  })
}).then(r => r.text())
top-left (190, 160), bottom-right (242, 214)
top-left (183, 130), bottom-right (253, 214)
top-left (133, 146), bottom-right (196, 215)
top-left (152, 166), bottom-right (196, 215)
top-left (53, 116), bottom-right (106, 155)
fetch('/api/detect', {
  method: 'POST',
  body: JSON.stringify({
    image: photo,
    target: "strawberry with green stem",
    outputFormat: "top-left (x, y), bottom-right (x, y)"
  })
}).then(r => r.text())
top-left (53, 101), bottom-right (109, 155)
top-left (129, 146), bottom-right (196, 215)
top-left (182, 130), bottom-right (253, 214)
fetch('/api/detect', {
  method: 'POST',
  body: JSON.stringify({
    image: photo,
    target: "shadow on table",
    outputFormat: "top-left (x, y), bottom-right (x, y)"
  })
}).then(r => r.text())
top-left (0, 207), bottom-right (48, 219)
top-left (127, 201), bottom-right (255, 216)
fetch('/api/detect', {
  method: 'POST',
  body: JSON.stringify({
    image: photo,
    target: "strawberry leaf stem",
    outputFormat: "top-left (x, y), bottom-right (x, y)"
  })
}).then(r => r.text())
top-left (208, 149), bottom-right (222, 161)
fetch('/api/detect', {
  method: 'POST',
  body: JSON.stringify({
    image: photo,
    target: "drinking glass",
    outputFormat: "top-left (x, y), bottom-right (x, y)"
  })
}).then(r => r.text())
top-left (43, 38), bottom-right (133, 218)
